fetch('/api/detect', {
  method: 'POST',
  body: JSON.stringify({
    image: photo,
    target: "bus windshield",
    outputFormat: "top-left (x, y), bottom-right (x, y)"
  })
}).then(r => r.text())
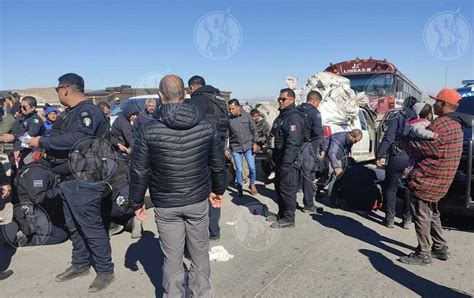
top-left (349, 74), bottom-right (395, 96)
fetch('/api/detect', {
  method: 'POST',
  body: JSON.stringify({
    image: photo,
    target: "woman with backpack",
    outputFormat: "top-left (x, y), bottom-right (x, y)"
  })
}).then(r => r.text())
top-left (375, 96), bottom-right (418, 229)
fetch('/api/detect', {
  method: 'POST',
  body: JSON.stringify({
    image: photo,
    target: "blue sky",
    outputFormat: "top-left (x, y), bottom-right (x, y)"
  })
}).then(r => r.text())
top-left (1, 0), bottom-right (473, 99)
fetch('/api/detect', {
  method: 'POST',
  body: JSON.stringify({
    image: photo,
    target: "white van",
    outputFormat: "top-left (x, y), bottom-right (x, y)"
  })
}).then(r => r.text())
top-left (109, 94), bottom-right (160, 125)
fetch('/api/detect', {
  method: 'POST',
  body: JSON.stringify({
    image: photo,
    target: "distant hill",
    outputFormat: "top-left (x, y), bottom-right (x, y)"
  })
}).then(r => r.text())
top-left (11, 87), bottom-right (60, 104)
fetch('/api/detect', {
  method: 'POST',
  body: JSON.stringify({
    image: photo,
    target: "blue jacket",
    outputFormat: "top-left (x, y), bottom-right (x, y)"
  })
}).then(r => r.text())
top-left (325, 131), bottom-right (353, 169)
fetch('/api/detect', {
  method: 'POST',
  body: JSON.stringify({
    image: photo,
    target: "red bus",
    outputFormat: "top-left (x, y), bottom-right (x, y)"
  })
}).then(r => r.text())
top-left (324, 58), bottom-right (422, 117)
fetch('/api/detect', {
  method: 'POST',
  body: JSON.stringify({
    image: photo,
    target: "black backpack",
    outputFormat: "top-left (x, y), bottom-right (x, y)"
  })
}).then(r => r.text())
top-left (14, 159), bottom-right (59, 205)
top-left (13, 159), bottom-right (62, 241)
top-left (203, 93), bottom-right (230, 142)
top-left (297, 104), bottom-right (313, 142)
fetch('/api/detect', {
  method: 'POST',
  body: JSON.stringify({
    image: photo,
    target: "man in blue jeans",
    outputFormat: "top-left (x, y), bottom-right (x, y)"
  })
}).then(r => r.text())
top-left (226, 99), bottom-right (258, 197)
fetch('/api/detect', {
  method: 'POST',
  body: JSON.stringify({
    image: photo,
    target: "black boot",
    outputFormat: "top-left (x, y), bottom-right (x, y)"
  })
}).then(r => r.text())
top-left (0, 270), bottom-right (13, 281)
top-left (88, 272), bottom-right (115, 293)
top-left (55, 265), bottom-right (90, 282)
top-left (303, 205), bottom-right (318, 214)
top-left (431, 246), bottom-right (450, 261)
top-left (270, 218), bottom-right (295, 229)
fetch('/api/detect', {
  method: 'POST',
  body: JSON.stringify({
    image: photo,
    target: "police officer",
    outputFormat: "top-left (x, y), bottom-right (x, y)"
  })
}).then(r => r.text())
top-left (0, 163), bottom-right (13, 281)
top-left (375, 96), bottom-right (417, 229)
top-left (267, 88), bottom-right (304, 228)
top-left (27, 73), bottom-right (115, 292)
top-left (297, 91), bottom-right (324, 213)
top-left (3, 96), bottom-right (43, 167)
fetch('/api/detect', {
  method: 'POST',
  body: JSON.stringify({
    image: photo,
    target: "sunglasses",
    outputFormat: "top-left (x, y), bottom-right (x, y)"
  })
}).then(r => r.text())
top-left (55, 85), bottom-right (67, 92)
top-left (21, 105), bottom-right (29, 111)
top-left (277, 97), bottom-right (293, 102)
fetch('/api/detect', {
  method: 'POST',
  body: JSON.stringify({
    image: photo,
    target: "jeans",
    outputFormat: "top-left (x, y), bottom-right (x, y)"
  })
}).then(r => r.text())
top-left (232, 149), bottom-right (256, 189)
top-left (155, 200), bottom-right (211, 297)
top-left (384, 152), bottom-right (411, 222)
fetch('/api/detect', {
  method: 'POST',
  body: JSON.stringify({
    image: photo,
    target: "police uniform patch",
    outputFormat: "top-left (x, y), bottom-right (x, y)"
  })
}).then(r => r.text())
top-left (81, 112), bottom-right (89, 117)
top-left (33, 119), bottom-right (39, 123)
top-left (82, 116), bottom-right (92, 128)
top-left (290, 125), bottom-right (297, 132)
top-left (33, 180), bottom-right (43, 188)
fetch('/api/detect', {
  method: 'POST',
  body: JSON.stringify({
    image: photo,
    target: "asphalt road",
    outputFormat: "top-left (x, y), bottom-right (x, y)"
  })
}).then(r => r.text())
top-left (1, 172), bottom-right (473, 297)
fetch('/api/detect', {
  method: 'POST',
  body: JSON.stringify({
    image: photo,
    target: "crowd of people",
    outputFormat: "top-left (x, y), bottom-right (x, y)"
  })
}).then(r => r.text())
top-left (0, 72), bottom-right (469, 295)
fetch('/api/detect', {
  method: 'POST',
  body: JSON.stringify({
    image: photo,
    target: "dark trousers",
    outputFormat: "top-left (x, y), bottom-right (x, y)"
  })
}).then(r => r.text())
top-left (59, 180), bottom-right (114, 273)
top-left (384, 152), bottom-right (411, 221)
top-left (410, 195), bottom-right (447, 255)
top-left (208, 201), bottom-right (220, 238)
top-left (300, 143), bottom-right (318, 207)
top-left (301, 170), bottom-right (315, 207)
top-left (275, 166), bottom-right (299, 221)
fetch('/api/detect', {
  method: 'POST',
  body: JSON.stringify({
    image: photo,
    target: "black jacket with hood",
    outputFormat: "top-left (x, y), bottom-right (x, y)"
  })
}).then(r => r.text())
top-left (129, 102), bottom-right (226, 209)
top-left (186, 85), bottom-right (229, 143)
top-left (110, 104), bottom-right (139, 148)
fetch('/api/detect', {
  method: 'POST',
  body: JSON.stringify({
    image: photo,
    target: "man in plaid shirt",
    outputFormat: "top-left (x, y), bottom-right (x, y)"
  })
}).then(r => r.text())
top-left (399, 89), bottom-right (463, 266)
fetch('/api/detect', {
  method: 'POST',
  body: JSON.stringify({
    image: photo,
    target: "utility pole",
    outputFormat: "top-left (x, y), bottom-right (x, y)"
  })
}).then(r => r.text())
top-left (444, 67), bottom-right (448, 87)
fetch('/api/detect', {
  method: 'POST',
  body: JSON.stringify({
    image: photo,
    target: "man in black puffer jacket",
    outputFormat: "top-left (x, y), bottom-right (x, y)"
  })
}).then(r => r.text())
top-left (129, 75), bottom-right (226, 297)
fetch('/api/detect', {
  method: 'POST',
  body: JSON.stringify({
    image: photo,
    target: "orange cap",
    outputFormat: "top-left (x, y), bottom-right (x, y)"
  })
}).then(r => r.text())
top-left (429, 88), bottom-right (462, 106)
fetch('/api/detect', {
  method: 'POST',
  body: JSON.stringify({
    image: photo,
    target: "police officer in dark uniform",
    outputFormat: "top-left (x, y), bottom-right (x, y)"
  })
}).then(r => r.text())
top-left (267, 88), bottom-right (304, 228)
top-left (297, 91), bottom-right (324, 213)
top-left (375, 96), bottom-right (417, 229)
top-left (27, 73), bottom-right (115, 293)
top-left (3, 96), bottom-right (43, 167)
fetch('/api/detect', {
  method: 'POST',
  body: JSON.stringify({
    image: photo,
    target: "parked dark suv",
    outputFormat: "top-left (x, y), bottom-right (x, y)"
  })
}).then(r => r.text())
top-left (439, 80), bottom-right (474, 216)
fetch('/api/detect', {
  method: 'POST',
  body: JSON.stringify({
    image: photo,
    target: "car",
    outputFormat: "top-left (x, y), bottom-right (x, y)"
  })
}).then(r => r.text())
top-left (109, 94), bottom-right (160, 125)
top-left (440, 80), bottom-right (474, 216)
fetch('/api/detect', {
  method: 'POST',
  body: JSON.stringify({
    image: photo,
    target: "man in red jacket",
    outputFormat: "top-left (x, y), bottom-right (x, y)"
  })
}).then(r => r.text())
top-left (399, 89), bottom-right (463, 266)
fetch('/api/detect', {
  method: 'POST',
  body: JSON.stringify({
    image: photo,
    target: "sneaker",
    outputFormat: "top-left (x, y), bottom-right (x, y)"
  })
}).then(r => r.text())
top-left (0, 270), bottom-right (13, 281)
top-left (209, 235), bottom-right (220, 241)
top-left (266, 214), bottom-right (278, 222)
top-left (431, 246), bottom-right (450, 261)
top-left (270, 218), bottom-right (295, 229)
top-left (383, 218), bottom-right (395, 229)
top-left (249, 184), bottom-right (258, 195)
top-left (88, 272), bottom-right (115, 293)
top-left (55, 265), bottom-right (90, 282)
top-left (268, 172), bottom-right (275, 180)
top-left (16, 230), bottom-right (28, 247)
top-left (402, 220), bottom-right (412, 230)
top-left (130, 217), bottom-right (143, 239)
top-left (238, 189), bottom-right (243, 197)
top-left (303, 205), bottom-right (318, 214)
top-left (108, 223), bottom-right (124, 236)
top-left (398, 253), bottom-right (432, 266)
